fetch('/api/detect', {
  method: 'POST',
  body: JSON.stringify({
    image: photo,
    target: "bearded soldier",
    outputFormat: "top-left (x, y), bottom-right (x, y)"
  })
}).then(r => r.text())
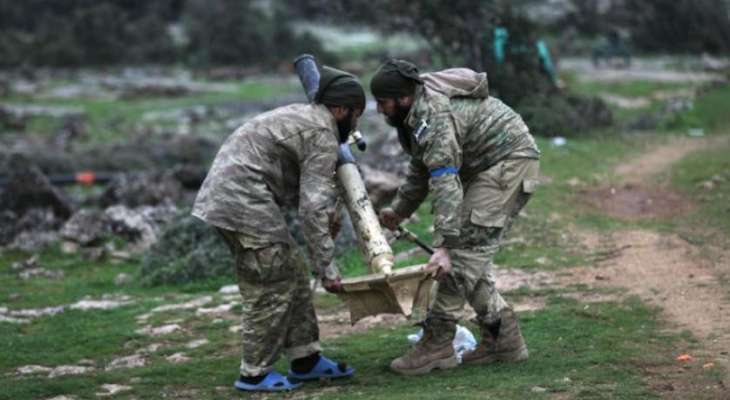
top-left (192, 67), bottom-right (364, 391)
top-left (371, 59), bottom-right (540, 375)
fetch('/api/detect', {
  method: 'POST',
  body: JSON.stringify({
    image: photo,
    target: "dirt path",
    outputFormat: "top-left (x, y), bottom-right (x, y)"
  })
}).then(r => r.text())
top-left (567, 136), bottom-right (730, 397)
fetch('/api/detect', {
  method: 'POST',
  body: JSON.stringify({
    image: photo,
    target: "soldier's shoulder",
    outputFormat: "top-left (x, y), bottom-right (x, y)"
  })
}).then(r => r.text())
top-left (249, 103), bottom-right (333, 133)
top-left (410, 87), bottom-right (449, 122)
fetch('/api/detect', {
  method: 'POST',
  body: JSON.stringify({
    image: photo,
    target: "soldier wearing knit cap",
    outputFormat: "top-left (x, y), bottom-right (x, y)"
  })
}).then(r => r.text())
top-left (371, 59), bottom-right (540, 376)
top-left (193, 65), bottom-right (364, 392)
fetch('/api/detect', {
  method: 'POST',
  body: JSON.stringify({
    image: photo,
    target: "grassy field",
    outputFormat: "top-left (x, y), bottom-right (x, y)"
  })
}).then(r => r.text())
top-left (2, 72), bottom-right (729, 399)
top-left (4, 79), bottom-right (298, 141)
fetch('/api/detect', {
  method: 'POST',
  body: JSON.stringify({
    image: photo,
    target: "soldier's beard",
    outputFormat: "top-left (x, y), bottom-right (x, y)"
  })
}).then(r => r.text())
top-left (385, 104), bottom-right (411, 129)
top-left (337, 109), bottom-right (354, 143)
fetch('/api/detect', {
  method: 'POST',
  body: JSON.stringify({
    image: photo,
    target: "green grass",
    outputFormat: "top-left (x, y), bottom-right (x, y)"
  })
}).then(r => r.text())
top-left (4, 80), bottom-right (297, 141)
top-left (568, 79), bottom-right (690, 99)
top-left (3, 72), bottom-right (730, 399)
top-left (665, 84), bottom-right (730, 133)
top-left (304, 297), bottom-right (676, 400)
top-left (1, 289), bottom-right (705, 399)
top-left (672, 139), bottom-right (730, 236)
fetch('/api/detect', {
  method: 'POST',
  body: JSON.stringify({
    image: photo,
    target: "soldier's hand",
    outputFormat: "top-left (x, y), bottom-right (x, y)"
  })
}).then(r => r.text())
top-left (321, 276), bottom-right (343, 293)
top-left (427, 247), bottom-right (452, 281)
top-left (379, 207), bottom-right (403, 231)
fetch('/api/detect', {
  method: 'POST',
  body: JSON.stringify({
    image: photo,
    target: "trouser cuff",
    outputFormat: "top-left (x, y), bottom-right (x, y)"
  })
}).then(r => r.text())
top-left (285, 341), bottom-right (322, 361)
top-left (240, 362), bottom-right (274, 377)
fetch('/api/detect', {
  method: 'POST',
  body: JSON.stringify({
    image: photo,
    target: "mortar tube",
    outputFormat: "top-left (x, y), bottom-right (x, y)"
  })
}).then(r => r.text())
top-left (336, 144), bottom-right (393, 275)
top-left (293, 54), bottom-right (320, 103)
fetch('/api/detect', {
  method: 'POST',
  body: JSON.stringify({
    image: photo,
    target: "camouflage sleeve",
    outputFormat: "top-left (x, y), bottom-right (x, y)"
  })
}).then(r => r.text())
top-left (298, 130), bottom-right (339, 279)
top-left (390, 158), bottom-right (429, 218)
top-left (421, 111), bottom-right (463, 248)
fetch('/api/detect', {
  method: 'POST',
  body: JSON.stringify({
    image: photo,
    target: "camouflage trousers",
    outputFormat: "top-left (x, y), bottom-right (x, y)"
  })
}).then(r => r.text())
top-left (218, 229), bottom-right (321, 377)
top-left (428, 158), bottom-right (540, 344)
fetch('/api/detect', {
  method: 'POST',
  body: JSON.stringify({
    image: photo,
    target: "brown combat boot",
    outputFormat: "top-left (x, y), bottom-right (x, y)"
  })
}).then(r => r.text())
top-left (390, 330), bottom-right (459, 375)
top-left (462, 308), bottom-right (528, 364)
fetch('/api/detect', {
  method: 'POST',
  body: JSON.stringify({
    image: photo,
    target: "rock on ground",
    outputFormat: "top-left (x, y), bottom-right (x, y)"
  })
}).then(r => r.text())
top-left (105, 204), bottom-right (178, 251)
top-left (60, 209), bottom-right (107, 246)
top-left (96, 384), bottom-right (133, 397)
top-left (106, 355), bottom-right (146, 371)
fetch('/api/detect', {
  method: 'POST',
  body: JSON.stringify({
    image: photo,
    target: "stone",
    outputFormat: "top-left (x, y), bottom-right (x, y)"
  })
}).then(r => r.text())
top-left (135, 324), bottom-right (182, 337)
top-left (49, 365), bottom-right (94, 378)
top-left (105, 204), bottom-right (178, 251)
top-left (16, 365), bottom-right (52, 375)
top-left (69, 296), bottom-right (133, 310)
top-left (60, 209), bottom-right (107, 246)
top-left (96, 384), bottom-right (133, 397)
top-left (360, 165), bottom-right (403, 210)
top-left (19, 268), bottom-right (64, 280)
top-left (0, 153), bottom-right (74, 220)
top-left (114, 273), bottom-right (133, 286)
top-left (150, 296), bottom-right (213, 313)
top-left (218, 284), bottom-right (238, 294)
top-left (165, 352), bottom-right (190, 364)
top-left (106, 355), bottom-right (146, 371)
top-left (185, 339), bottom-right (209, 349)
top-left (100, 173), bottom-right (183, 208)
top-left (196, 303), bottom-right (234, 316)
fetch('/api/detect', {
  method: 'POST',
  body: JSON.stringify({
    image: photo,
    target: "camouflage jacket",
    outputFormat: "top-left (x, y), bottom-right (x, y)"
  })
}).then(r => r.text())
top-left (390, 68), bottom-right (540, 248)
top-left (192, 103), bottom-right (340, 278)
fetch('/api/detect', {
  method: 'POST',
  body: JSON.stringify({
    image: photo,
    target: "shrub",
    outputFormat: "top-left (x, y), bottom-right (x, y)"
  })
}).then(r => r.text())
top-left (139, 212), bottom-right (232, 286)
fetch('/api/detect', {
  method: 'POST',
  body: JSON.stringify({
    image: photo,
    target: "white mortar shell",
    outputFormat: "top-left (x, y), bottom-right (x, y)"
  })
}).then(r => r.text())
top-left (336, 163), bottom-right (394, 274)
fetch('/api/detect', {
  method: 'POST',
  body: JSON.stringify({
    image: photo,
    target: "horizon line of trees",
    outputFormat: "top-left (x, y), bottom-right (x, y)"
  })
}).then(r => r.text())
top-left (0, 0), bottom-right (330, 68)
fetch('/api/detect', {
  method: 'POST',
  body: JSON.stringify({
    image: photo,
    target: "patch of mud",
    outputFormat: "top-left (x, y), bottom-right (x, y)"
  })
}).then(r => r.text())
top-left (614, 138), bottom-right (709, 183)
top-left (318, 312), bottom-right (407, 338)
top-left (495, 268), bottom-right (557, 292)
top-left (581, 184), bottom-right (692, 220)
top-left (563, 230), bottom-right (730, 391)
top-left (580, 137), bottom-right (714, 220)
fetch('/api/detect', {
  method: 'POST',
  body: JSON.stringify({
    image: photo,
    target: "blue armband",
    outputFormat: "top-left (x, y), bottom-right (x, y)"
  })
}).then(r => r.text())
top-left (430, 166), bottom-right (459, 177)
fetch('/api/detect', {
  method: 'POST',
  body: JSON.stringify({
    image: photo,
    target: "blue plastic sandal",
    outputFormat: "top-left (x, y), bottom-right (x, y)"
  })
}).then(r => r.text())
top-left (288, 355), bottom-right (354, 381)
top-left (234, 371), bottom-right (302, 392)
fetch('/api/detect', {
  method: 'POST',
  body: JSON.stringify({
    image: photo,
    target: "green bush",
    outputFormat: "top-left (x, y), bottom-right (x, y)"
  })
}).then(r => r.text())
top-left (517, 93), bottom-right (613, 137)
top-left (139, 212), bottom-right (232, 286)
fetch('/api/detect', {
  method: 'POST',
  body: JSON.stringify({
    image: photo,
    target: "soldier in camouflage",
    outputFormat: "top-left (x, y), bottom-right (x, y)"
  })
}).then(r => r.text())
top-left (371, 59), bottom-right (540, 375)
top-left (192, 66), bottom-right (365, 391)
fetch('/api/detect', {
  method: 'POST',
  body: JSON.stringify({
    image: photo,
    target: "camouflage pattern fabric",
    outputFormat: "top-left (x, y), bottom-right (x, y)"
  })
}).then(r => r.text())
top-left (192, 103), bottom-right (340, 277)
top-left (218, 229), bottom-right (321, 377)
top-left (427, 158), bottom-right (539, 344)
top-left (390, 70), bottom-right (540, 248)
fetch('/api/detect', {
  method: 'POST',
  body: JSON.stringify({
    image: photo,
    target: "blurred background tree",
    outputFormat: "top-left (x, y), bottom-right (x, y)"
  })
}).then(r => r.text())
top-left (0, 0), bottom-right (328, 68)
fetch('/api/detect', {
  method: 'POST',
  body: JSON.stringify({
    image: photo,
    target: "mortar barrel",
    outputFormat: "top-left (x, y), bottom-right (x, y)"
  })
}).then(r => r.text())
top-left (293, 54), bottom-right (320, 103)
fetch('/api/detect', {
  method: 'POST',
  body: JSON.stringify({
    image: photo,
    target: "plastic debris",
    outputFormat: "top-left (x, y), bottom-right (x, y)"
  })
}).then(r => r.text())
top-left (551, 136), bottom-right (567, 147)
top-left (687, 128), bottom-right (705, 137)
top-left (407, 324), bottom-right (477, 363)
top-left (676, 354), bottom-right (692, 362)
